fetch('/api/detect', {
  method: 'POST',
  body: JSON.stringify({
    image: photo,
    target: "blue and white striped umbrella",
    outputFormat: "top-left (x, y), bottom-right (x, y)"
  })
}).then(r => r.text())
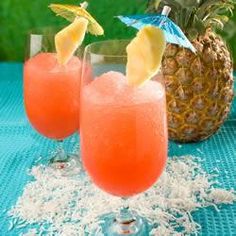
top-left (117, 6), bottom-right (196, 53)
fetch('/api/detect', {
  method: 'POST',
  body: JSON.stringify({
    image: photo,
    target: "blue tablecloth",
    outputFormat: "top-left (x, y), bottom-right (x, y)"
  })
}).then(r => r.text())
top-left (0, 63), bottom-right (235, 236)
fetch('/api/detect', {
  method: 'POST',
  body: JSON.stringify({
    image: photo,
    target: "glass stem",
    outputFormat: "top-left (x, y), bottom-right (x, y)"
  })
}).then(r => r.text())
top-left (53, 140), bottom-right (68, 163)
top-left (114, 198), bottom-right (138, 234)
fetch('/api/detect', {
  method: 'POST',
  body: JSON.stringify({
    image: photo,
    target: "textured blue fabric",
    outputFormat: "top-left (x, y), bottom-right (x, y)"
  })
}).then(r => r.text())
top-left (0, 63), bottom-right (235, 235)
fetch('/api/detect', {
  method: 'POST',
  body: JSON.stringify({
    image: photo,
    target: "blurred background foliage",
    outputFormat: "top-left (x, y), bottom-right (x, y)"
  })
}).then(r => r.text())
top-left (0, 0), bottom-right (235, 67)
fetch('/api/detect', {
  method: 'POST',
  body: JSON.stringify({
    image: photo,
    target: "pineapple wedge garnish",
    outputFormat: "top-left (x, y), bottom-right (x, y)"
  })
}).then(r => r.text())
top-left (50, 2), bottom-right (104, 65)
top-left (126, 26), bottom-right (166, 86)
top-left (55, 17), bottom-right (88, 65)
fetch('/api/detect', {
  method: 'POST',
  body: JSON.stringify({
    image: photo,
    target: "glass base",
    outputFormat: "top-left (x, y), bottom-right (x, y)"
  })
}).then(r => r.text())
top-left (94, 212), bottom-right (150, 236)
top-left (49, 153), bottom-right (81, 176)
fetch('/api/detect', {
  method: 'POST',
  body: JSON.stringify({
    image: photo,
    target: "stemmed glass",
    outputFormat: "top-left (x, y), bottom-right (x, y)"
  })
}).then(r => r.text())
top-left (80, 40), bottom-right (168, 235)
top-left (24, 28), bottom-right (81, 175)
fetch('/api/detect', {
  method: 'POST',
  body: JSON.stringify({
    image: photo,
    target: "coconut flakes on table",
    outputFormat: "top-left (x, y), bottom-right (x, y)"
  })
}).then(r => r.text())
top-left (8, 155), bottom-right (235, 236)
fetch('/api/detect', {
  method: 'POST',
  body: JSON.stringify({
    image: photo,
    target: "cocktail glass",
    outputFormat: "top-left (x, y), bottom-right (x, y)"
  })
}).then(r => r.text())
top-left (80, 40), bottom-right (168, 235)
top-left (24, 28), bottom-right (81, 175)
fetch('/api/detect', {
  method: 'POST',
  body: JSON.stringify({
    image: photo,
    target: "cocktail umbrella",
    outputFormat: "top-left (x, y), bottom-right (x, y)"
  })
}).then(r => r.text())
top-left (49, 1), bottom-right (104, 36)
top-left (49, 1), bottom-right (104, 65)
top-left (117, 6), bottom-right (196, 53)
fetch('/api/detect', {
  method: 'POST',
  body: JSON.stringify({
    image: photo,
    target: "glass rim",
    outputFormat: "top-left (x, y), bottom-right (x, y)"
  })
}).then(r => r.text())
top-left (85, 39), bottom-right (131, 58)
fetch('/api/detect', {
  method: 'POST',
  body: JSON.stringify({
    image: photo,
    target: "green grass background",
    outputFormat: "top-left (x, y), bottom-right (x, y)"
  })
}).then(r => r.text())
top-left (0, 0), bottom-right (235, 66)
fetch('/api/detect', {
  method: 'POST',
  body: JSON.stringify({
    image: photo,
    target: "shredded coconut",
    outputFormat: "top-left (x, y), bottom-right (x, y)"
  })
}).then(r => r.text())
top-left (8, 155), bottom-right (235, 236)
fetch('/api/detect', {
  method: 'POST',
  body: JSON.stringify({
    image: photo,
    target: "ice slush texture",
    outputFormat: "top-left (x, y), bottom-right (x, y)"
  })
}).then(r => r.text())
top-left (81, 71), bottom-right (168, 197)
top-left (24, 52), bottom-right (81, 139)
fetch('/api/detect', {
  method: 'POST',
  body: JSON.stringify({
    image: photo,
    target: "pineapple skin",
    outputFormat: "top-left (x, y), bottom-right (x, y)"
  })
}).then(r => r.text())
top-left (163, 30), bottom-right (234, 142)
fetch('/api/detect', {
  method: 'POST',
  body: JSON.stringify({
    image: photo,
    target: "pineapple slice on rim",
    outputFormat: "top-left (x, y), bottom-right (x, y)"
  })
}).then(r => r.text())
top-left (55, 17), bottom-right (88, 65)
top-left (126, 26), bottom-right (166, 87)
top-left (49, 2), bottom-right (104, 65)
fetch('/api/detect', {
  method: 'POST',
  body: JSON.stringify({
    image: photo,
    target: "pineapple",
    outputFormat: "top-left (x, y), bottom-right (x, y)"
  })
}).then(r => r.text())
top-left (126, 26), bottom-right (166, 86)
top-left (148, 0), bottom-right (235, 142)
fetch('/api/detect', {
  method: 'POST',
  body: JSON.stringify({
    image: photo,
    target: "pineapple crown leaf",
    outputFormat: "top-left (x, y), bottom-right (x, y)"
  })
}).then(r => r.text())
top-left (147, 0), bottom-right (236, 38)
